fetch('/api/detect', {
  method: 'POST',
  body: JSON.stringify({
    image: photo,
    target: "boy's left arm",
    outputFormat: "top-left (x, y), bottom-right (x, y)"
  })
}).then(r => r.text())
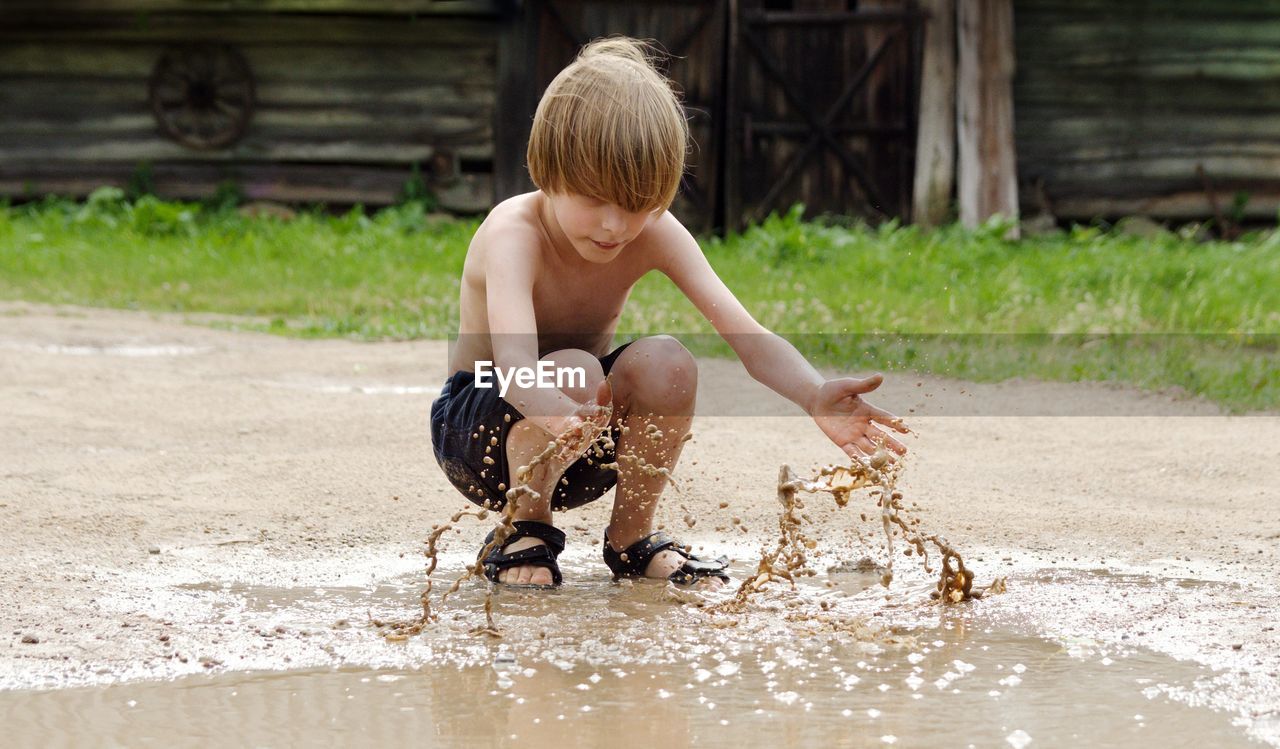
top-left (654, 218), bottom-right (908, 460)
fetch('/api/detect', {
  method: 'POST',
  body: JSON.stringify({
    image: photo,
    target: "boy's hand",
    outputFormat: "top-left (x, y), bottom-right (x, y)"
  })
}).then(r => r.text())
top-left (552, 378), bottom-right (614, 465)
top-left (810, 374), bottom-right (909, 462)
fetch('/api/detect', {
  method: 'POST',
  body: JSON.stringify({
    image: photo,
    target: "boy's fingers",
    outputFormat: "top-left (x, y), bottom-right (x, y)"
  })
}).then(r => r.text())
top-left (871, 407), bottom-right (910, 433)
top-left (843, 374), bottom-right (883, 396)
top-left (869, 425), bottom-right (908, 455)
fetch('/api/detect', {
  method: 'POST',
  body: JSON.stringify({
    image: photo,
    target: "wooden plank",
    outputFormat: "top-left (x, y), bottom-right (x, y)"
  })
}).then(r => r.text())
top-left (0, 103), bottom-right (494, 129)
top-left (957, 0), bottom-right (1018, 231)
top-left (1018, 0), bottom-right (1280, 20)
top-left (0, 161), bottom-right (493, 211)
top-left (0, 77), bottom-right (496, 109)
top-left (0, 138), bottom-right (450, 164)
top-left (1025, 154), bottom-right (1280, 183)
top-left (742, 9), bottom-right (927, 25)
top-left (1, 13), bottom-right (498, 45)
top-left (1051, 191), bottom-right (1280, 222)
top-left (911, 0), bottom-right (954, 226)
top-left (0, 42), bottom-right (495, 80)
top-left (3, 1), bottom-right (504, 16)
top-left (0, 108), bottom-right (498, 134)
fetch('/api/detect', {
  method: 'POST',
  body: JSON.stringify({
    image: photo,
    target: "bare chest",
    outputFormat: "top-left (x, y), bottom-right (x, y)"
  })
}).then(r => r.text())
top-left (531, 267), bottom-right (636, 337)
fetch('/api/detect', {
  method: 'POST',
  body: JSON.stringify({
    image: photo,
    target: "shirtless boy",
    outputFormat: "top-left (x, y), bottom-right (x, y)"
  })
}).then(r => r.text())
top-left (429, 37), bottom-right (908, 590)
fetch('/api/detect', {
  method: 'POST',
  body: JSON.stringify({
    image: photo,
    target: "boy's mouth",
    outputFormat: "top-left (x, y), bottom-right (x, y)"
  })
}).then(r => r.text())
top-left (591, 239), bottom-right (622, 250)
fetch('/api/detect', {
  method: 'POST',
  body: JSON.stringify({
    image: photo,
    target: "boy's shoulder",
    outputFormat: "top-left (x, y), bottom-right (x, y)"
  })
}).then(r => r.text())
top-left (473, 191), bottom-right (543, 248)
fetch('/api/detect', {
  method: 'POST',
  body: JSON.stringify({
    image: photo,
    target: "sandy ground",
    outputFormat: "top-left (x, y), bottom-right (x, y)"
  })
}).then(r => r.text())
top-left (2, 302), bottom-right (1279, 741)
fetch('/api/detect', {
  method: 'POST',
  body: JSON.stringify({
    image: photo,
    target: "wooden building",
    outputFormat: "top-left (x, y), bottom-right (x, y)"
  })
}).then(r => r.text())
top-left (0, 0), bottom-right (926, 233)
top-left (1014, 0), bottom-right (1280, 223)
top-left (3, 0), bottom-right (1274, 231)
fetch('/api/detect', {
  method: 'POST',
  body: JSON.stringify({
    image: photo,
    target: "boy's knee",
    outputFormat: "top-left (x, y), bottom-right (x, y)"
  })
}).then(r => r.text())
top-left (627, 335), bottom-right (697, 407)
top-left (541, 348), bottom-right (605, 402)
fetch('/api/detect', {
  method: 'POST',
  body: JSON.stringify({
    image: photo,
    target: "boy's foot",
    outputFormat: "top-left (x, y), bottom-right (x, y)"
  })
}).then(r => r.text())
top-left (644, 549), bottom-right (726, 590)
top-left (603, 530), bottom-right (730, 589)
top-left (495, 536), bottom-right (556, 586)
top-left (479, 521), bottom-right (566, 587)
top-left (497, 538), bottom-right (721, 587)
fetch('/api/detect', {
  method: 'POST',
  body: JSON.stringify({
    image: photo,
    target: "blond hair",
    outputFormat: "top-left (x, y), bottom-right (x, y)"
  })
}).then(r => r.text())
top-left (527, 36), bottom-right (688, 213)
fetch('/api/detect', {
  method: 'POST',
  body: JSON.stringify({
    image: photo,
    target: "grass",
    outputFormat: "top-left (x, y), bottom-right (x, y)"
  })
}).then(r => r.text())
top-left (2, 190), bottom-right (1277, 412)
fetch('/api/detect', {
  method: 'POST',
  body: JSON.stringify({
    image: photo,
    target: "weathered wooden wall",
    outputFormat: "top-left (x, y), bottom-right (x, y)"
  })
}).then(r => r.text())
top-left (1014, 0), bottom-right (1280, 220)
top-left (0, 2), bottom-right (501, 209)
top-left (1, 0), bottom-right (934, 228)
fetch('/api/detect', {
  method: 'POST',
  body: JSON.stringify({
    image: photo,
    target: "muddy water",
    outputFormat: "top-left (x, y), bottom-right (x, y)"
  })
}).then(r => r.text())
top-left (0, 556), bottom-right (1261, 748)
top-left (0, 637), bottom-right (1252, 748)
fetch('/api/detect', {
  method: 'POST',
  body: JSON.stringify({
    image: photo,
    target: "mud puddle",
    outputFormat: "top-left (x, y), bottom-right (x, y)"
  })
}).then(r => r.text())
top-left (0, 612), bottom-right (1252, 748)
top-left (0, 557), bottom-right (1266, 747)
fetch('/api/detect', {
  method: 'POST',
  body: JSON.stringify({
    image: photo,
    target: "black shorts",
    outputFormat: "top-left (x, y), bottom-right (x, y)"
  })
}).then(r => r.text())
top-left (429, 342), bottom-right (633, 511)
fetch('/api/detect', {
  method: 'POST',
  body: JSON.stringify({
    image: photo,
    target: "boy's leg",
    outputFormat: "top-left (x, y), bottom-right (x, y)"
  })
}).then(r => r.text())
top-left (498, 348), bottom-right (605, 585)
top-left (603, 336), bottom-right (714, 584)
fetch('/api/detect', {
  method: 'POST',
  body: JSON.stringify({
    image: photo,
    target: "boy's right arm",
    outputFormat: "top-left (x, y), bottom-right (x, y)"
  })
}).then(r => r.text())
top-left (483, 229), bottom-right (603, 440)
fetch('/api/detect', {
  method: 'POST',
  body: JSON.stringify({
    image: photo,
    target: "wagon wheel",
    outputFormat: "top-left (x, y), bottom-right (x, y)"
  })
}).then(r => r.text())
top-left (149, 44), bottom-right (255, 150)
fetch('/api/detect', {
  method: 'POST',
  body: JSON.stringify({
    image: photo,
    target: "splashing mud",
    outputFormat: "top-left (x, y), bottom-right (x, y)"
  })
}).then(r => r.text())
top-left (378, 407), bottom-right (617, 639)
top-left (395, 426), bottom-right (1002, 639)
top-left (729, 449), bottom-right (1001, 608)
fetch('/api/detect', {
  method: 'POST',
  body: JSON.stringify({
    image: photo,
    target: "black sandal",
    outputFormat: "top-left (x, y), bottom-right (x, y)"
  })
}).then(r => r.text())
top-left (479, 521), bottom-right (566, 588)
top-left (602, 530), bottom-right (730, 587)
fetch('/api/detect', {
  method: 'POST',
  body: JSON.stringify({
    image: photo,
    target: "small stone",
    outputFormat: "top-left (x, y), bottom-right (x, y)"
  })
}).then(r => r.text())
top-left (1232, 643), bottom-right (1243, 650)
top-left (21, 634), bottom-right (39, 644)
top-left (148, 546), bottom-right (161, 554)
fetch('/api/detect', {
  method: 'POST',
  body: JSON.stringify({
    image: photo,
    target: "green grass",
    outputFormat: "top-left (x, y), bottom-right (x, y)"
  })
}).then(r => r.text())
top-left (2, 191), bottom-right (1277, 411)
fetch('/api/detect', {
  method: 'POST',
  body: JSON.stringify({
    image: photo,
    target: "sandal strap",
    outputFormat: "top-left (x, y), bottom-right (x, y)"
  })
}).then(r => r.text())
top-left (668, 554), bottom-right (730, 587)
top-left (480, 520), bottom-right (566, 586)
top-left (602, 530), bottom-right (680, 577)
top-left (602, 530), bottom-right (730, 587)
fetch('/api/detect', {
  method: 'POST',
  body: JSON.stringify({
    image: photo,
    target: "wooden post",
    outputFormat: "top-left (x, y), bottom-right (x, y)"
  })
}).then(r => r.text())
top-left (723, 0), bottom-right (744, 233)
top-left (494, 0), bottom-right (541, 203)
top-left (956, 0), bottom-right (1018, 233)
top-left (911, 0), bottom-right (955, 227)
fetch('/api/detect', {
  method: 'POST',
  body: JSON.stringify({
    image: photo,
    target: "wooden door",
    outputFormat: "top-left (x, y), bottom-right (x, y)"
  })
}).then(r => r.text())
top-left (724, 0), bottom-right (924, 230)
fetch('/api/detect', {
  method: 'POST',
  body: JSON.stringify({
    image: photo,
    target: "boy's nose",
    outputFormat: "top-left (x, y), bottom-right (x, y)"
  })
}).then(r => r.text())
top-left (600, 207), bottom-right (624, 234)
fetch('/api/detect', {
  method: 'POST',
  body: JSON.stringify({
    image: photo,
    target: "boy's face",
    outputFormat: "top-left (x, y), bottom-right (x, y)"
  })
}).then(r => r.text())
top-left (546, 192), bottom-right (661, 263)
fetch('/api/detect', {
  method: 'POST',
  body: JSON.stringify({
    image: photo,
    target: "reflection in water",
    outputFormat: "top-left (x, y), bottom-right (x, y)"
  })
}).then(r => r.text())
top-left (0, 563), bottom-right (1258, 748)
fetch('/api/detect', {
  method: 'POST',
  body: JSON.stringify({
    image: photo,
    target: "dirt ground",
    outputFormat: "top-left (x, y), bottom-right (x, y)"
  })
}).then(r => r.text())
top-left (2, 301), bottom-right (1278, 741)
